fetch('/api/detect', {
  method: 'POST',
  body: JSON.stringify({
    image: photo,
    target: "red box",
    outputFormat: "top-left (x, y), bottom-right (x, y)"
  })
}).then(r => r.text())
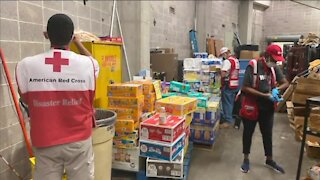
top-left (140, 114), bottom-right (185, 143)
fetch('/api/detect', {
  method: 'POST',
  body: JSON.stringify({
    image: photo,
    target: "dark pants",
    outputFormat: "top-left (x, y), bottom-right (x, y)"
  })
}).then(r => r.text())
top-left (242, 100), bottom-right (274, 157)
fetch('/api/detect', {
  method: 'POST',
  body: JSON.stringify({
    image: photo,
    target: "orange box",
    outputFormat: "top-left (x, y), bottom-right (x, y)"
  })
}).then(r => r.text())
top-left (127, 80), bottom-right (155, 94)
top-left (108, 83), bottom-right (143, 97)
top-left (115, 119), bottom-right (139, 133)
top-left (108, 107), bottom-right (142, 122)
top-left (155, 96), bottom-right (198, 116)
top-left (108, 96), bottom-right (144, 109)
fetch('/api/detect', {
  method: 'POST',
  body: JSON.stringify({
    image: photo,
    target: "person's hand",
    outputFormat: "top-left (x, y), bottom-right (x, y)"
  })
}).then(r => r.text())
top-left (72, 34), bottom-right (81, 43)
top-left (265, 93), bottom-right (276, 102)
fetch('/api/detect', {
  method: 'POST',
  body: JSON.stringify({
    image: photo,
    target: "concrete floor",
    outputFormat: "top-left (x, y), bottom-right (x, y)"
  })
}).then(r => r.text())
top-left (188, 113), bottom-right (318, 180)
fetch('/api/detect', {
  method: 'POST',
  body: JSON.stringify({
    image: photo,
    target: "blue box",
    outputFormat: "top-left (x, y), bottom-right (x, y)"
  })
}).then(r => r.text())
top-left (193, 52), bottom-right (208, 58)
top-left (190, 125), bottom-right (217, 145)
top-left (140, 133), bottom-right (185, 161)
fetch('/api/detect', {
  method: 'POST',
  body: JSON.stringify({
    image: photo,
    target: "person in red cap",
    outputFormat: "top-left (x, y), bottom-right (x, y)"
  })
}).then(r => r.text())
top-left (240, 44), bottom-right (289, 173)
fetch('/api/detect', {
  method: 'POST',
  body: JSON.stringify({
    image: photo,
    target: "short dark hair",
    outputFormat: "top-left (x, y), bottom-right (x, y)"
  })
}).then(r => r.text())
top-left (47, 14), bottom-right (74, 46)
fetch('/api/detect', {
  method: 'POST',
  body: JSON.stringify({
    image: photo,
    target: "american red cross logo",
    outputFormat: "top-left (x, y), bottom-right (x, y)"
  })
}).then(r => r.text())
top-left (45, 51), bottom-right (69, 72)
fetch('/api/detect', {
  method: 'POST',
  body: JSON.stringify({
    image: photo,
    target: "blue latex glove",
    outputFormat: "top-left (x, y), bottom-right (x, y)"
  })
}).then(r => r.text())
top-left (272, 88), bottom-right (283, 102)
top-left (268, 95), bottom-right (276, 102)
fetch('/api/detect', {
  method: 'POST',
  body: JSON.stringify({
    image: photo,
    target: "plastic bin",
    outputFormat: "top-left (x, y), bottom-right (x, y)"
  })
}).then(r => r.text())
top-left (93, 109), bottom-right (117, 180)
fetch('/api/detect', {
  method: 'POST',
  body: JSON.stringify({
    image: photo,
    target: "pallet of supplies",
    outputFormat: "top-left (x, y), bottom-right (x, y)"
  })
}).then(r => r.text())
top-left (190, 121), bottom-right (219, 145)
top-left (108, 96), bottom-right (144, 109)
top-left (115, 119), bottom-right (139, 133)
top-left (108, 107), bottom-right (142, 122)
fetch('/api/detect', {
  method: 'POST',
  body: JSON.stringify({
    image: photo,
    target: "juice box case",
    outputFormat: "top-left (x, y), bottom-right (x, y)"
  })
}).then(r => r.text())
top-left (108, 107), bottom-right (142, 122)
top-left (115, 119), bottom-right (139, 133)
top-left (113, 139), bottom-right (138, 149)
top-left (190, 122), bottom-right (218, 145)
top-left (146, 151), bottom-right (184, 179)
top-left (108, 96), bottom-right (144, 109)
top-left (114, 130), bottom-right (138, 140)
top-left (140, 114), bottom-right (185, 143)
top-left (112, 147), bottom-right (140, 172)
top-left (169, 81), bottom-right (190, 94)
top-left (155, 96), bottom-right (197, 116)
top-left (107, 84), bottom-right (143, 97)
top-left (139, 133), bottom-right (185, 161)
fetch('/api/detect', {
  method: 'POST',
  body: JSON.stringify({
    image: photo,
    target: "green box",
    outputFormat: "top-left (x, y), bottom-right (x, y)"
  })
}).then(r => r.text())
top-left (169, 81), bottom-right (191, 94)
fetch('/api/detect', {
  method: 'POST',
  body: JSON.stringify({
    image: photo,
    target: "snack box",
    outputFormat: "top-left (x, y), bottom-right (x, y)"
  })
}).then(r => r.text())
top-left (127, 80), bottom-right (156, 94)
top-left (144, 93), bottom-right (156, 103)
top-left (108, 107), bottom-right (142, 122)
top-left (108, 96), bottom-right (144, 109)
top-left (114, 130), bottom-right (138, 140)
top-left (143, 103), bottom-right (155, 113)
top-left (192, 107), bottom-right (206, 124)
top-left (139, 133), bottom-right (185, 161)
top-left (190, 122), bottom-right (218, 145)
top-left (184, 113), bottom-right (193, 127)
top-left (169, 81), bottom-right (190, 94)
top-left (112, 147), bottom-right (140, 172)
top-left (184, 126), bottom-right (190, 155)
top-left (162, 92), bottom-right (178, 98)
top-left (113, 139), bottom-right (138, 149)
top-left (155, 96), bottom-right (197, 116)
top-left (115, 119), bottom-right (139, 133)
top-left (140, 114), bottom-right (185, 143)
top-left (146, 151), bottom-right (184, 179)
top-left (107, 83), bottom-right (143, 97)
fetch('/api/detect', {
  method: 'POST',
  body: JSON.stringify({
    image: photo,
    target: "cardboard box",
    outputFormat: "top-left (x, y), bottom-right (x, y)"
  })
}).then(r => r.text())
top-left (114, 130), bottom-right (138, 140)
top-left (113, 139), bottom-right (138, 149)
top-left (128, 80), bottom-right (156, 95)
top-left (306, 143), bottom-right (320, 159)
top-left (193, 52), bottom-right (208, 58)
top-left (139, 133), bottom-right (185, 161)
top-left (240, 50), bottom-right (259, 59)
top-left (214, 39), bottom-right (224, 57)
top-left (108, 107), bottom-right (142, 122)
top-left (192, 107), bottom-right (206, 124)
top-left (140, 114), bottom-right (185, 143)
top-left (112, 147), bottom-right (140, 172)
top-left (115, 119), bottom-right (139, 133)
top-left (169, 81), bottom-right (191, 94)
top-left (146, 152), bottom-right (184, 179)
top-left (155, 96), bottom-right (198, 116)
top-left (183, 70), bottom-right (201, 81)
top-left (295, 78), bottom-right (320, 96)
top-left (310, 113), bottom-right (320, 132)
top-left (107, 84), bottom-right (143, 97)
top-left (150, 53), bottom-right (179, 81)
top-left (184, 113), bottom-right (193, 127)
top-left (190, 121), bottom-right (219, 145)
top-left (162, 92), bottom-right (178, 99)
top-left (108, 96), bottom-right (144, 109)
top-left (206, 38), bottom-right (215, 55)
top-left (292, 92), bottom-right (314, 105)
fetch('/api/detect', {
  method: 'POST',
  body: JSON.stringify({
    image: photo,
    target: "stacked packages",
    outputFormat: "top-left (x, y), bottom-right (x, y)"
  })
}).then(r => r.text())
top-left (183, 58), bottom-right (222, 94)
top-left (141, 96), bottom-right (197, 179)
top-left (107, 83), bottom-right (144, 172)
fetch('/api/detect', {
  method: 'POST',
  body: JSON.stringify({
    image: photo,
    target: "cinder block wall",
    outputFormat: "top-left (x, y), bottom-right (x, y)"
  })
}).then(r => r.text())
top-left (0, 1), bottom-right (112, 178)
top-left (263, 0), bottom-right (320, 44)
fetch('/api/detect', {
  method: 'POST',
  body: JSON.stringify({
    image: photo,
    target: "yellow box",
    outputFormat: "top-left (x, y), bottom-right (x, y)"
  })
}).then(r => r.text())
top-left (108, 107), bottom-right (142, 122)
top-left (70, 41), bottom-right (122, 109)
top-left (156, 96), bottom-right (198, 116)
top-left (184, 113), bottom-right (193, 127)
top-left (144, 93), bottom-right (156, 103)
top-left (108, 83), bottom-right (143, 97)
top-left (115, 119), bottom-right (139, 133)
top-left (143, 103), bottom-right (155, 113)
top-left (128, 80), bottom-right (156, 94)
top-left (108, 96), bottom-right (144, 109)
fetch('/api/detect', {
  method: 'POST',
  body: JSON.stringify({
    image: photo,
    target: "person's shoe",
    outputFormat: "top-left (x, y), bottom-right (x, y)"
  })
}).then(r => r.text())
top-left (240, 159), bottom-right (250, 173)
top-left (265, 160), bottom-right (285, 174)
top-left (220, 122), bottom-right (231, 129)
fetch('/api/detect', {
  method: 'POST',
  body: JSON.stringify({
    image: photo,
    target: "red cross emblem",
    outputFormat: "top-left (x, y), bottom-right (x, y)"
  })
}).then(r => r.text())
top-left (45, 51), bottom-right (69, 72)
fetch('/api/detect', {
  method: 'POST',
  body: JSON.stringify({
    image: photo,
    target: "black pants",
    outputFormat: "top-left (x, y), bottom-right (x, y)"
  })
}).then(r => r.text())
top-left (242, 102), bottom-right (274, 157)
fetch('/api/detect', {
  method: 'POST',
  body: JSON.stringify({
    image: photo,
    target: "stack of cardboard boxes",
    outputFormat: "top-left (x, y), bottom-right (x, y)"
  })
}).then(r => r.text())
top-left (107, 83), bottom-right (144, 172)
top-left (287, 77), bottom-right (320, 158)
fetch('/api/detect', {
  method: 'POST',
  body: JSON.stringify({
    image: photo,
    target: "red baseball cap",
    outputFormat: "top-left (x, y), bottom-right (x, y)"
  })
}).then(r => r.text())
top-left (266, 44), bottom-right (285, 62)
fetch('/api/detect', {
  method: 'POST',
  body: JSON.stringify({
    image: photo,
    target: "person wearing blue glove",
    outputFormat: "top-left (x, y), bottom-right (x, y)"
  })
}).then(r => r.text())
top-left (240, 44), bottom-right (289, 174)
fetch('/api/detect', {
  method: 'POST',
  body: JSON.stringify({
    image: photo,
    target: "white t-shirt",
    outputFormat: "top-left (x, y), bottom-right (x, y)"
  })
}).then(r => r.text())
top-left (221, 59), bottom-right (231, 72)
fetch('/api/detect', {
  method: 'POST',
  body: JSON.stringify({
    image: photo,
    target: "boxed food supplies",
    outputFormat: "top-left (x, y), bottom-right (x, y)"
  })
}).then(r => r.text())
top-left (193, 52), bottom-right (208, 58)
top-left (114, 130), bottom-right (138, 140)
top-left (140, 133), bottom-right (185, 161)
top-left (128, 80), bottom-right (158, 95)
top-left (115, 119), bottom-right (139, 133)
top-left (140, 114), bottom-right (185, 143)
top-left (169, 81), bottom-right (190, 94)
top-left (183, 70), bottom-right (201, 81)
top-left (183, 58), bottom-right (202, 70)
top-left (156, 96), bottom-right (197, 116)
top-left (192, 107), bottom-right (206, 124)
top-left (108, 96), bottom-right (144, 109)
top-left (190, 123), bottom-right (218, 144)
top-left (184, 113), bottom-right (193, 127)
top-left (107, 84), bottom-right (143, 97)
top-left (184, 80), bottom-right (201, 91)
top-left (146, 152), bottom-right (184, 179)
top-left (108, 107), bottom-right (142, 122)
top-left (112, 147), bottom-right (140, 172)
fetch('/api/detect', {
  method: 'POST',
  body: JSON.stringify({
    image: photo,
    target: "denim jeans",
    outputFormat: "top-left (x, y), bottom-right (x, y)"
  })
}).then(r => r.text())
top-left (220, 85), bottom-right (239, 124)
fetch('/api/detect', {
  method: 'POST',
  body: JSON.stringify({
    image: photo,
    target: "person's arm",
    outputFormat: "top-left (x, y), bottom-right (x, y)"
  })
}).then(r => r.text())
top-left (277, 78), bottom-right (289, 91)
top-left (73, 34), bottom-right (92, 57)
top-left (242, 86), bottom-right (270, 98)
top-left (275, 65), bottom-right (289, 91)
